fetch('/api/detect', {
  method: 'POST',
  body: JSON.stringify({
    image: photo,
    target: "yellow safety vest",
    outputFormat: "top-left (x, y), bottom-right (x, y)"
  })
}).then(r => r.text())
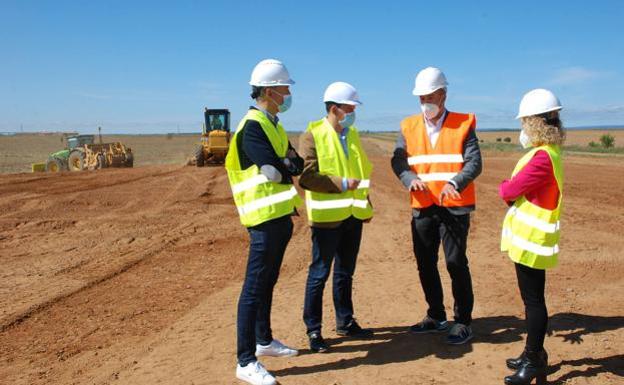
top-left (501, 145), bottom-right (563, 269)
top-left (304, 118), bottom-right (373, 223)
top-left (225, 109), bottom-right (303, 227)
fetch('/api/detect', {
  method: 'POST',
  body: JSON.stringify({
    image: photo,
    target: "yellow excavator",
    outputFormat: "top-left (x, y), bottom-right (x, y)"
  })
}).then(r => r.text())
top-left (195, 108), bottom-right (231, 166)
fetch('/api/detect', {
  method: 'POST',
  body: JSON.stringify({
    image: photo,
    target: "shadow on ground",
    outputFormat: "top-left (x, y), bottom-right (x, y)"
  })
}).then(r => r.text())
top-left (274, 312), bottom-right (624, 383)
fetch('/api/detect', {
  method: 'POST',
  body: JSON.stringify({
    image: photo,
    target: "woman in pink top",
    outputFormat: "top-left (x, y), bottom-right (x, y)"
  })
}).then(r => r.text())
top-left (500, 89), bottom-right (566, 385)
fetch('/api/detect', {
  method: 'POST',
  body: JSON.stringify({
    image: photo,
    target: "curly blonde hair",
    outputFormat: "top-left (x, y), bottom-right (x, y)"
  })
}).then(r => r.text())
top-left (521, 111), bottom-right (566, 146)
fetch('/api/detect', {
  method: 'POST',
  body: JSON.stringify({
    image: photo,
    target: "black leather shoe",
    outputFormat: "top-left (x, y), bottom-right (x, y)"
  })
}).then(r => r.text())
top-left (504, 349), bottom-right (548, 385)
top-left (506, 349), bottom-right (548, 370)
top-left (336, 319), bottom-right (374, 338)
top-left (308, 331), bottom-right (329, 353)
top-left (506, 350), bottom-right (527, 370)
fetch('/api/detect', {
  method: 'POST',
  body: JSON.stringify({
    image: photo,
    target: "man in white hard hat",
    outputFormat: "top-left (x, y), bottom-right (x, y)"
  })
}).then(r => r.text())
top-left (298, 82), bottom-right (374, 353)
top-left (391, 67), bottom-right (482, 345)
top-left (225, 58), bottom-right (304, 385)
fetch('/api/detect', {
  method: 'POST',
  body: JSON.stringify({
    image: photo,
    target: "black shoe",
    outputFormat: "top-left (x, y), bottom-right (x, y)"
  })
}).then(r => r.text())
top-left (336, 319), bottom-right (374, 338)
top-left (504, 349), bottom-right (548, 385)
top-left (506, 349), bottom-right (547, 370)
top-left (446, 323), bottom-right (474, 345)
top-left (409, 315), bottom-right (450, 334)
top-left (308, 331), bottom-right (329, 353)
top-left (506, 350), bottom-right (527, 370)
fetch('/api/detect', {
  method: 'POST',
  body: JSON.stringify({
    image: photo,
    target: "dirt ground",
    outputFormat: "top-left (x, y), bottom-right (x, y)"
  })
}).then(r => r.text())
top-left (0, 134), bottom-right (200, 174)
top-left (2, 130), bottom-right (622, 174)
top-left (475, 129), bottom-right (623, 147)
top-left (0, 137), bottom-right (622, 385)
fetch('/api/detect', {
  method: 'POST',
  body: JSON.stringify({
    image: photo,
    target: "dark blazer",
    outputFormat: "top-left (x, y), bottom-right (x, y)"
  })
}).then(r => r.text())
top-left (237, 107), bottom-right (303, 184)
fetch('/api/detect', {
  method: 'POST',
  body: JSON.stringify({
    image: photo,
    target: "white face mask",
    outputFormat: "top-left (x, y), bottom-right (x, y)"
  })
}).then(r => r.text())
top-left (421, 103), bottom-right (440, 120)
top-left (519, 130), bottom-right (532, 149)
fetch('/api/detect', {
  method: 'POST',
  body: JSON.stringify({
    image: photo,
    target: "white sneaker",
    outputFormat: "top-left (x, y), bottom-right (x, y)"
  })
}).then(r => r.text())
top-left (256, 339), bottom-right (298, 357)
top-left (236, 361), bottom-right (276, 385)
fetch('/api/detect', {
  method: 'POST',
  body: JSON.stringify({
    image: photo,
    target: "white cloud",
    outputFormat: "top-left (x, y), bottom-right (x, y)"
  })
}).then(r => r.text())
top-left (549, 66), bottom-right (611, 86)
top-left (76, 90), bottom-right (173, 102)
top-left (452, 93), bottom-right (501, 104)
top-left (76, 92), bottom-right (113, 100)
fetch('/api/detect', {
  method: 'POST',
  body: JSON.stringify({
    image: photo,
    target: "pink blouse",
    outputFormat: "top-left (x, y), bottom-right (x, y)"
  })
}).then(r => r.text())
top-left (498, 150), bottom-right (560, 210)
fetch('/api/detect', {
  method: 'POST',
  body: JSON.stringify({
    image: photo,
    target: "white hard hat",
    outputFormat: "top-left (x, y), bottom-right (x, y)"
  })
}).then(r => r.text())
top-left (516, 88), bottom-right (562, 119)
top-left (323, 82), bottom-right (362, 105)
top-left (413, 67), bottom-right (448, 96)
top-left (249, 59), bottom-right (295, 86)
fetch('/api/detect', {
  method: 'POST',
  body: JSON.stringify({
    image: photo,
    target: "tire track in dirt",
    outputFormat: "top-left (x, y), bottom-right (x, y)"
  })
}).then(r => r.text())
top-left (0, 241), bottom-right (173, 332)
top-left (0, 165), bottom-right (249, 384)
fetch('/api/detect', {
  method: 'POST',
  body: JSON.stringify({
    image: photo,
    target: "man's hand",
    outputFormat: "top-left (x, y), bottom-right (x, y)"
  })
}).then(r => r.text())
top-left (440, 183), bottom-right (461, 203)
top-left (409, 178), bottom-right (428, 191)
top-left (346, 178), bottom-right (360, 191)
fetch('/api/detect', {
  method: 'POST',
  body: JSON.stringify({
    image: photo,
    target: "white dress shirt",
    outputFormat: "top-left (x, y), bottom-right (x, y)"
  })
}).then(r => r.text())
top-left (423, 109), bottom-right (458, 189)
top-left (423, 109), bottom-right (447, 148)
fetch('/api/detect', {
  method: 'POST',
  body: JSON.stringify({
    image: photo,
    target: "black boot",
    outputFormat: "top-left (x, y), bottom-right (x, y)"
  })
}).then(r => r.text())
top-left (506, 349), bottom-right (547, 370)
top-left (504, 349), bottom-right (547, 385)
top-left (506, 349), bottom-right (527, 370)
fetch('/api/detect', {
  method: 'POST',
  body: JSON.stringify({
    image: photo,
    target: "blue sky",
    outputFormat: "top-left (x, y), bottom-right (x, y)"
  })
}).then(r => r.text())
top-left (1, 0), bottom-right (623, 133)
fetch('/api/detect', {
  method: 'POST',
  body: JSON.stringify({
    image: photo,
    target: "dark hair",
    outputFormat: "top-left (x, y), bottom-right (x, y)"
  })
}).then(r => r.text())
top-left (251, 86), bottom-right (264, 99)
top-left (538, 111), bottom-right (562, 130)
top-left (325, 101), bottom-right (340, 113)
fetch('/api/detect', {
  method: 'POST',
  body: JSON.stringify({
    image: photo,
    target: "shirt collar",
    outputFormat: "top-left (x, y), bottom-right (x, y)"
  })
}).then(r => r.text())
top-left (323, 117), bottom-right (349, 136)
top-left (424, 109), bottom-right (447, 131)
top-left (252, 105), bottom-right (279, 126)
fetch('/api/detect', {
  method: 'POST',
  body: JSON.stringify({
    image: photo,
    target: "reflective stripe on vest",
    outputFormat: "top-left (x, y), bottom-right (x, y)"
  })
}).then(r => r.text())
top-left (416, 172), bottom-right (458, 182)
top-left (500, 145), bottom-right (563, 269)
top-left (304, 118), bottom-right (373, 223)
top-left (225, 109), bottom-right (302, 227)
top-left (407, 154), bottom-right (464, 165)
top-left (401, 112), bottom-right (476, 208)
top-left (505, 205), bottom-right (560, 233)
top-left (501, 228), bottom-right (560, 257)
top-left (231, 174), bottom-right (270, 194)
top-left (237, 186), bottom-right (299, 215)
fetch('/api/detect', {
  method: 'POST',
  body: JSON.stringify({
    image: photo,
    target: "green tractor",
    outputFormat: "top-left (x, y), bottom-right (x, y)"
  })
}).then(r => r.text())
top-left (45, 134), bottom-right (133, 172)
top-left (46, 135), bottom-right (95, 172)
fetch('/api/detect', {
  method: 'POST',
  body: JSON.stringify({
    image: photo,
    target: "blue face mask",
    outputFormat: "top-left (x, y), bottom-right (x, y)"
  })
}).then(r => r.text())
top-left (269, 90), bottom-right (292, 113)
top-left (279, 94), bottom-right (292, 113)
top-left (339, 111), bottom-right (356, 128)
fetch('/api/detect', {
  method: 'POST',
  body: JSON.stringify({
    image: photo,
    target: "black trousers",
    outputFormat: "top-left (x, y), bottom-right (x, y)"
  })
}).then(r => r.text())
top-left (515, 262), bottom-right (548, 352)
top-left (410, 205), bottom-right (474, 325)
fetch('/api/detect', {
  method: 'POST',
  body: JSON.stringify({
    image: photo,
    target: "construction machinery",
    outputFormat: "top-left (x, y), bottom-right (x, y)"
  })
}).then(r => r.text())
top-left (195, 108), bottom-right (231, 166)
top-left (45, 132), bottom-right (133, 172)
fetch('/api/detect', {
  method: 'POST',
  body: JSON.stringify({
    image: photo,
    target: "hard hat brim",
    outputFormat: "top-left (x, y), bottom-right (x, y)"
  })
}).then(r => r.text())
top-left (515, 105), bottom-right (562, 119)
top-left (412, 85), bottom-right (447, 96)
top-left (323, 99), bottom-right (362, 106)
top-left (249, 79), bottom-right (296, 86)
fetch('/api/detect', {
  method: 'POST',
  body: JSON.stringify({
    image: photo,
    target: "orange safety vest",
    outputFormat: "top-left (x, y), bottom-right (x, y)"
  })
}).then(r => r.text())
top-left (401, 112), bottom-right (476, 209)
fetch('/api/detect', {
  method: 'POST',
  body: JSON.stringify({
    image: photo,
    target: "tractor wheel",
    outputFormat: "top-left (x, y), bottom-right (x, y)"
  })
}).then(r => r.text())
top-left (125, 153), bottom-right (134, 168)
top-left (68, 150), bottom-right (85, 171)
top-left (96, 154), bottom-right (106, 169)
top-left (195, 146), bottom-right (205, 167)
top-left (45, 158), bottom-right (63, 173)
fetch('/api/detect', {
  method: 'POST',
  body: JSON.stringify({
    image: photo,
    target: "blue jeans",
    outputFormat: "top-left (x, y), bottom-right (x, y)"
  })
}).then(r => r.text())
top-left (237, 215), bottom-right (293, 366)
top-left (303, 216), bottom-right (363, 334)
